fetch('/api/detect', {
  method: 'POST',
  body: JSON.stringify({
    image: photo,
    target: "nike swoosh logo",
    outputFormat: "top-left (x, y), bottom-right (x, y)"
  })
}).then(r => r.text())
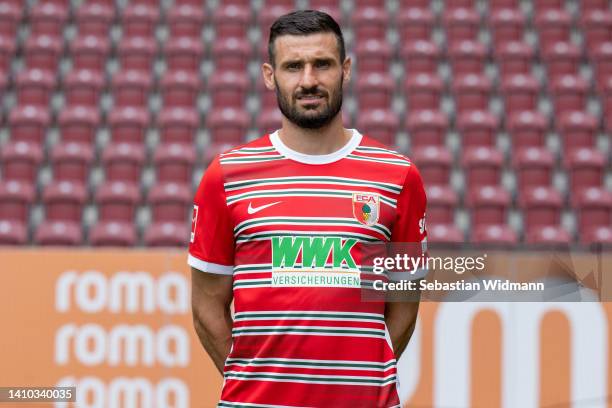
top-left (247, 201), bottom-right (282, 214)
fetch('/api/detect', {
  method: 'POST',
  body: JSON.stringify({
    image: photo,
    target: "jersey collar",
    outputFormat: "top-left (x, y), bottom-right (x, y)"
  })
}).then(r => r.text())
top-left (269, 129), bottom-right (363, 165)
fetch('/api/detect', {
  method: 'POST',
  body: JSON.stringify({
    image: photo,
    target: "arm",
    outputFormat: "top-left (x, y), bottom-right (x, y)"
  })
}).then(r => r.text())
top-left (384, 293), bottom-right (420, 359)
top-left (191, 267), bottom-right (234, 375)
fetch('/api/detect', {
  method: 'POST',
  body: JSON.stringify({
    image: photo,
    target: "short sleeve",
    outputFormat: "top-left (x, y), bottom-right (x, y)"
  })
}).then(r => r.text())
top-left (187, 156), bottom-right (235, 275)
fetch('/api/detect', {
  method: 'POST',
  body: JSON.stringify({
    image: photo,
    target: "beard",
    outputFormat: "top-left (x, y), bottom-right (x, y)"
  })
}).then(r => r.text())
top-left (275, 78), bottom-right (343, 129)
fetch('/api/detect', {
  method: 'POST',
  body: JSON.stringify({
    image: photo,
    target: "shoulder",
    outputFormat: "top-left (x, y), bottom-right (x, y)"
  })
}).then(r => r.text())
top-left (217, 134), bottom-right (280, 165)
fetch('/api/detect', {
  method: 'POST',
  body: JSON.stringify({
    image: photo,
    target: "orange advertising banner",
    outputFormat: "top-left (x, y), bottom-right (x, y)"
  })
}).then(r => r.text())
top-left (0, 249), bottom-right (610, 407)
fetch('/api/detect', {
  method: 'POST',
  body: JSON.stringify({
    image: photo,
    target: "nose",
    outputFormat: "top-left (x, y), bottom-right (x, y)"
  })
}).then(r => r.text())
top-left (299, 64), bottom-right (318, 89)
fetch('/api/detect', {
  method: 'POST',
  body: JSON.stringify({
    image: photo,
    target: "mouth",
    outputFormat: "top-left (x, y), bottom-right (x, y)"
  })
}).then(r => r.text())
top-left (297, 95), bottom-right (325, 103)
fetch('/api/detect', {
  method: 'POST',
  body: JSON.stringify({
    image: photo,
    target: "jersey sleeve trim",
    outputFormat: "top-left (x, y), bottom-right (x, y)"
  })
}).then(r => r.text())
top-left (188, 254), bottom-right (233, 275)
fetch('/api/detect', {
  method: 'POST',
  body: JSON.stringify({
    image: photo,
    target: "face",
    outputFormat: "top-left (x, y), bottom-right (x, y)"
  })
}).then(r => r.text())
top-left (263, 32), bottom-right (351, 129)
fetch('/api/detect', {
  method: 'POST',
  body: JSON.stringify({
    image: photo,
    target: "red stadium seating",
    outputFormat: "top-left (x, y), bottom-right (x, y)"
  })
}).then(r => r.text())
top-left (519, 186), bottom-right (563, 229)
top-left (525, 226), bottom-right (572, 246)
top-left (602, 77), bottom-right (612, 131)
top-left (51, 142), bottom-right (94, 184)
top-left (356, 109), bottom-right (400, 145)
top-left (154, 143), bottom-right (196, 184)
top-left (0, 3), bottom-right (21, 37)
top-left (494, 41), bottom-right (535, 78)
top-left (467, 185), bottom-right (511, 226)
top-left (95, 181), bottom-right (140, 222)
top-left (462, 147), bottom-right (504, 188)
top-left (111, 70), bottom-right (153, 107)
top-left (424, 185), bottom-right (458, 225)
top-left (513, 147), bottom-right (555, 188)
top-left (412, 146), bottom-right (453, 185)
top-left (558, 111), bottom-right (598, 153)
top-left (212, 37), bottom-right (251, 72)
top-left (258, 5), bottom-right (293, 39)
top-left (24, 35), bottom-right (62, 71)
top-left (64, 69), bottom-right (104, 107)
top-left (356, 73), bottom-right (395, 110)
top-left (400, 40), bottom-right (440, 74)
top-left (535, 9), bottom-right (572, 50)
top-left (0, 220), bottom-right (27, 245)
top-left (533, 0), bottom-right (563, 13)
top-left (399, 0), bottom-right (430, 8)
top-left (565, 147), bottom-right (607, 192)
top-left (355, 39), bottom-right (393, 74)
top-left (144, 222), bottom-right (189, 247)
top-left (581, 10), bottom-right (612, 51)
top-left (102, 143), bottom-right (145, 184)
top-left (16, 69), bottom-right (55, 107)
top-left (35, 221), bottom-right (82, 246)
top-left (0, 141), bottom-right (43, 182)
top-left (550, 74), bottom-right (589, 115)
top-left (257, 108), bottom-right (283, 136)
top-left (404, 73), bottom-right (443, 111)
top-left (580, 0), bottom-right (610, 12)
top-left (427, 223), bottom-right (465, 245)
top-left (42, 180), bottom-right (87, 222)
top-left (489, 0), bottom-right (520, 11)
top-left (89, 221), bottom-right (137, 247)
top-left (214, 4), bottom-right (251, 39)
top-left (148, 182), bottom-right (192, 222)
top-left (167, 4), bottom-right (205, 38)
top-left (457, 111), bottom-right (499, 147)
top-left (351, 7), bottom-right (390, 43)
top-left (452, 74), bottom-right (492, 113)
top-left (161, 70), bottom-right (201, 108)
top-left (58, 106), bottom-right (100, 144)
top-left (472, 224), bottom-right (518, 246)
top-left (165, 36), bottom-right (205, 72)
top-left (573, 187), bottom-right (612, 235)
top-left (118, 36), bottom-right (157, 72)
top-left (541, 42), bottom-right (581, 82)
top-left (158, 107), bottom-right (199, 145)
top-left (122, 4), bottom-right (159, 37)
top-left (255, 75), bottom-right (277, 109)
top-left (490, 8), bottom-right (526, 48)
top-left (592, 42), bottom-right (612, 89)
top-left (405, 110), bottom-right (449, 147)
top-left (75, 2), bottom-right (114, 38)
top-left (581, 226), bottom-right (612, 246)
top-left (0, 180), bottom-right (35, 223)
top-left (70, 35), bottom-right (111, 72)
top-left (443, 8), bottom-right (481, 46)
top-left (30, 2), bottom-right (68, 37)
top-left (448, 40), bottom-right (487, 75)
top-left (9, 105), bottom-right (51, 144)
top-left (507, 111), bottom-right (548, 149)
top-left (0, 35), bottom-right (16, 72)
top-left (397, 7), bottom-right (434, 42)
top-left (207, 108), bottom-right (250, 144)
top-left (108, 107), bottom-right (150, 145)
top-left (209, 70), bottom-right (249, 109)
top-left (501, 74), bottom-right (540, 114)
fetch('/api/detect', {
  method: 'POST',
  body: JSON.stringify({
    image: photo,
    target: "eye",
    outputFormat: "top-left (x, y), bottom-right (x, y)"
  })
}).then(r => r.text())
top-left (286, 63), bottom-right (301, 71)
top-left (315, 60), bottom-right (331, 69)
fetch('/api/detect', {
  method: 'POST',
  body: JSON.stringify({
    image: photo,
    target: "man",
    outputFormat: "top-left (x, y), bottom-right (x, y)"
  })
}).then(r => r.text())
top-left (189, 10), bottom-right (427, 407)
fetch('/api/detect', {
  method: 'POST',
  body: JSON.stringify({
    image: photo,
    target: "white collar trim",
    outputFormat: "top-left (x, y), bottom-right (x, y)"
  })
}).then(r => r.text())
top-left (269, 129), bottom-right (362, 165)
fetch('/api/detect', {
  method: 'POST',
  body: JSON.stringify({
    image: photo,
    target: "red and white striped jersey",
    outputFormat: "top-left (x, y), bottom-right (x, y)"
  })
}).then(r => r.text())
top-left (189, 129), bottom-right (427, 408)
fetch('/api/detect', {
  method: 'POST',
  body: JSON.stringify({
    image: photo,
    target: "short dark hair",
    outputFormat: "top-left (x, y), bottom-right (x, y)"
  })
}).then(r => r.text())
top-left (268, 10), bottom-right (346, 67)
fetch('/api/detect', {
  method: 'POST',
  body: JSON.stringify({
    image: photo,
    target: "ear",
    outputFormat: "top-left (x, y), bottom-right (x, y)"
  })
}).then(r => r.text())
top-left (261, 63), bottom-right (276, 91)
top-left (342, 56), bottom-right (352, 85)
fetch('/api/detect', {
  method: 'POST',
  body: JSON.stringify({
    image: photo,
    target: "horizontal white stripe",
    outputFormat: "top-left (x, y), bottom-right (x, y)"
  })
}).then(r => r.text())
top-left (235, 230), bottom-right (382, 243)
top-left (226, 357), bottom-right (395, 367)
top-left (188, 254), bottom-right (233, 275)
top-left (225, 370), bottom-right (398, 382)
top-left (234, 310), bottom-right (383, 318)
top-left (224, 176), bottom-right (402, 193)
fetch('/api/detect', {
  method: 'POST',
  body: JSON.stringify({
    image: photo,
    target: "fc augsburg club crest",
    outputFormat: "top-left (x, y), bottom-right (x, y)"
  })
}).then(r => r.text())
top-left (352, 193), bottom-right (380, 226)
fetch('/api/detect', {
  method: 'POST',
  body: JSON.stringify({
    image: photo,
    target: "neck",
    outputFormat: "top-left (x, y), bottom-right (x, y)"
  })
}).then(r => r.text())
top-left (278, 115), bottom-right (352, 155)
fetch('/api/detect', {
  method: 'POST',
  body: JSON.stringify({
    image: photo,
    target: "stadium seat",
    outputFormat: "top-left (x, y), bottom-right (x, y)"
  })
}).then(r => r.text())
top-left (42, 180), bottom-right (87, 222)
top-left (355, 39), bottom-right (393, 74)
top-left (448, 40), bottom-right (487, 75)
top-left (35, 221), bottom-right (82, 246)
top-left (507, 111), bottom-right (548, 149)
top-left (400, 40), bottom-right (441, 75)
top-left (30, 2), bottom-right (68, 37)
top-left (24, 35), bottom-right (62, 71)
top-left (592, 42), bottom-right (612, 89)
top-left (102, 143), bottom-right (145, 183)
top-left (207, 108), bottom-right (250, 145)
top-left (118, 36), bottom-right (157, 72)
top-left (411, 146), bottom-right (453, 185)
top-left (565, 147), bottom-right (606, 192)
top-left (489, 0), bottom-right (520, 11)
top-left (581, 10), bottom-right (612, 51)
top-left (165, 36), bottom-right (204, 72)
top-left (70, 35), bottom-right (110, 72)
top-left (580, 0), bottom-right (610, 12)
top-left (472, 224), bottom-right (518, 246)
top-left (452, 74), bottom-right (492, 113)
top-left (443, 8), bottom-right (481, 46)
top-left (501, 74), bottom-right (540, 114)
top-left (519, 186), bottom-right (563, 229)
top-left (167, 4), bottom-right (205, 38)
top-left (399, 0), bottom-right (430, 8)
top-left (9, 105), bottom-right (51, 144)
top-left (535, 9), bottom-right (572, 50)
top-left (573, 187), bottom-right (612, 235)
top-left (0, 180), bottom-right (35, 224)
top-left (463, 147), bottom-right (504, 188)
top-left (424, 185), bottom-right (457, 225)
top-left (581, 226), bottom-right (612, 246)
top-left (214, 4), bottom-right (251, 39)
top-left (404, 73), bottom-right (443, 111)
top-left (257, 108), bottom-right (283, 136)
top-left (490, 8), bottom-right (526, 48)
top-left (212, 37), bottom-right (251, 72)
top-left (154, 143), bottom-right (196, 184)
top-left (602, 77), bottom-right (612, 130)
top-left (111, 70), bottom-right (153, 107)
top-left (144, 222), bottom-right (189, 247)
top-left (356, 109), bottom-right (400, 145)
top-left (0, 3), bottom-right (21, 37)
top-left (513, 147), bottom-right (555, 188)
top-left (0, 141), bottom-right (43, 182)
top-left (550, 74), bottom-right (589, 115)
top-left (95, 181), bottom-right (140, 222)
top-left (306, 4), bottom-right (341, 23)
top-left (541, 42), bottom-right (581, 82)
top-left (0, 35), bottom-right (16, 72)
top-left (558, 111), bottom-right (598, 153)
top-left (457, 111), bottom-right (499, 147)
top-left (64, 69), bottom-right (104, 107)
top-left (148, 182), bottom-right (192, 222)
top-left (58, 106), bottom-right (100, 145)
top-left (467, 185), bottom-right (511, 226)
top-left (255, 75), bottom-right (277, 109)
top-left (16, 69), bottom-right (55, 107)
top-left (397, 7), bottom-right (434, 42)
top-left (209, 70), bottom-right (249, 109)
top-left (427, 223), bottom-right (465, 245)
top-left (122, 3), bottom-right (159, 38)
top-left (494, 41), bottom-right (535, 78)
top-left (0, 220), bottom-right (27, 245)
top-left (525, 226), bottom-right (572, 246)
top-left (51, 142), bottom-right (94, 184)
top-left (158, 107), bottom-right (199, 145)
top-left (351, 7), bottom-right (390, 43)
top-left (258, 5), bottom-right (293, 39)
top-left (108, 107), bottom-right (150, 145)
top-left (355, 73), bottom-right (395, 110)
top-left (75, 2), bottom-right (114, 38)
top-left (161, 70), bottom-right (201, 108)
top-left (405, 110), bottom-right (449, 148)
top-left (89, 221), bottom-right (137, 247)
top-left (533, 0), bottom-right (563, 13)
